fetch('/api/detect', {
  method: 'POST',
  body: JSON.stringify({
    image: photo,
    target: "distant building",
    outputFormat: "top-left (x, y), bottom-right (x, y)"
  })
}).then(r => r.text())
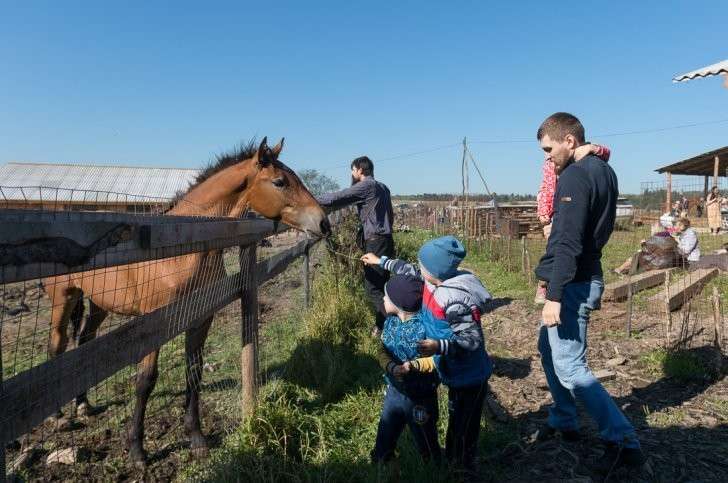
top-left (0, 162), bottom-right (199, 212)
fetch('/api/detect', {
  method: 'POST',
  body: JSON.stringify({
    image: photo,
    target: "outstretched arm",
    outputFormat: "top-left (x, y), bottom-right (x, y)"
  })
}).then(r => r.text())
top-left (360, 254), bottom-right (421, 278)
top-left (316, 182), bottom-right (369, 210)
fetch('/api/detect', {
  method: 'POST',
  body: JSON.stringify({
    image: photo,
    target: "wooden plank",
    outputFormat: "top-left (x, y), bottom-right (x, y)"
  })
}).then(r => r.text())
top-left (257, 239), bottom-right (316, 283)
top-left (649, 268), bottom-right (719, 312)
top-left (146, 219), bottom-right (285, 249)
top-left (0, 270), bottom-right (244, 444)
top-left (603, 268), bottom-right (673, 301)
top-left (0, 216), bottom-right (290, 285)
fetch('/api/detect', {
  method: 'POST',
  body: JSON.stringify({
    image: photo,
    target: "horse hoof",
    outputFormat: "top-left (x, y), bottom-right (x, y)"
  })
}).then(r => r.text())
top-left (189, 434), bottom-right (209, 459)
top-left (191, 446), bottom-right (210, 459)
top-left (128, 447), bottom-right (147, 470)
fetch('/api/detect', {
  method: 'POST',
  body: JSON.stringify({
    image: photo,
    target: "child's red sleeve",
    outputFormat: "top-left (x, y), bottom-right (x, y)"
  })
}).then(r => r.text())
top-left (536, 160), bottom-right (556, 219)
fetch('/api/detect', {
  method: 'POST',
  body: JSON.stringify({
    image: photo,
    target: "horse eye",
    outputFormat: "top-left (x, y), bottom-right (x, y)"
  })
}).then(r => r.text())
top-left (271, 177), bottom-right (286, 188)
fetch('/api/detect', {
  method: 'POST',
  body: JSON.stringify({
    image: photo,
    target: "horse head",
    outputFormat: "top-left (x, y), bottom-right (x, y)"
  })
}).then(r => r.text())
top-left (238, 137), bottom-right (330, 237)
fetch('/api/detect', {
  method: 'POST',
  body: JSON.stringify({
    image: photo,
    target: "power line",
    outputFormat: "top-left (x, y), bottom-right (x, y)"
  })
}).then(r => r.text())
top-left (592, 117), bottom-right (728, 138)
top-left (469, 117), bottom-right (728, 144)
top-left (318, 117), bottom-right (728, 171)
top-left (319, 142), bottom-right (460, 171)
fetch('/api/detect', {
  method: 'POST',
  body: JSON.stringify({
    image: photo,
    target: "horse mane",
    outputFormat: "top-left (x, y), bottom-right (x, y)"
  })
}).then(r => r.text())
top-left (194, 139), bottom-right (259, 187)
top-left (167, 139), bottom-right (259, 210)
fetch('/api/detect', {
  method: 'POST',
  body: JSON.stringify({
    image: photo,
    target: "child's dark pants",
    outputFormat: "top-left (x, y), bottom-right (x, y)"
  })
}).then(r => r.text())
top-left (372, 384), bottom-right (441, 462)
top-left (446, 380), bottom-right (488, 468)
top-left (363, 235), bottom-right (394, 330)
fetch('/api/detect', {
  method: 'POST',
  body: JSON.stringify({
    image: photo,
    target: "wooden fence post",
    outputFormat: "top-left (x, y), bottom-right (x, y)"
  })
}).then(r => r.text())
top-left (524, 240), bottom-right (532, 285)
top-left (239, 243), bottom-right (259, 418)
top-left (303, 244), bottom-right (311, 308)
top-left (507, 236), bottom-right (512, 271)
top-left (520, 237), bottom-right (526, 274)
top-left (664, 270), bottom-right (672, 347)
top-left (1, 324), bottom-right (5, 483)
top-left (713, 287), bottom-right (722, 352)
top-left (626, 252), bottom-right (639, 338)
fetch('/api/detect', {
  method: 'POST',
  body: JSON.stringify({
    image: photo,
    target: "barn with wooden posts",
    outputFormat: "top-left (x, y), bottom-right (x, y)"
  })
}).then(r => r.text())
top-left (0, 162), bottom-right (199, 213)
top-left (655, 146), bottom-right (728, 213)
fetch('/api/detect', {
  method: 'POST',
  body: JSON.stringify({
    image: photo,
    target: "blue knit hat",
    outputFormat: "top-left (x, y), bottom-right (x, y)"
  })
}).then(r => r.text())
top-left (417, 236), bottom-right (466, 280)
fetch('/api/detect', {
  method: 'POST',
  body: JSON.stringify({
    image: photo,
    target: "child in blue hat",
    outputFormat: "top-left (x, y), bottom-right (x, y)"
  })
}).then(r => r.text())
top-left (362, 235), bottom-right (492, 471)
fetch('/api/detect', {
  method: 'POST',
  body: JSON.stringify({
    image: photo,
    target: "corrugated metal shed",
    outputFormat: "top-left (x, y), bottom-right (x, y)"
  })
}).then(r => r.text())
top-left (673, 59), bottom-right (728, 83)
top-left (655, 146), bottom-right (728, 176)
top-left (0, 162), bottom-right (200, 203)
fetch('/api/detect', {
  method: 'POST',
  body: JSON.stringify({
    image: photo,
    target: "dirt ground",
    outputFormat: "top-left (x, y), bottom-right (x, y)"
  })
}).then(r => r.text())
top-left (481, 296), bottom-right (728, 482)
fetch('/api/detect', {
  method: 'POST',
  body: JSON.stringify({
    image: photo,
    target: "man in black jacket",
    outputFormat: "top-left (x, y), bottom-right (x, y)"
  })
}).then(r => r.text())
top-left (317, 156), bottom-right (395, 333)
top-left (534, 113), bottom-right (645, 473)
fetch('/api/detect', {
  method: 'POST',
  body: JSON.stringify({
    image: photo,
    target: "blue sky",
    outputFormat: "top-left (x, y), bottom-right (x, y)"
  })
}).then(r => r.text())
top-left (1, 1), bottom-right (726, 195)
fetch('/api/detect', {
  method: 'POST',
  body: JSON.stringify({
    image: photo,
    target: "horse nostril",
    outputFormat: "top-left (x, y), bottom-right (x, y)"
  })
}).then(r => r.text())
top-left (320, 217), bottom-right (331, 235)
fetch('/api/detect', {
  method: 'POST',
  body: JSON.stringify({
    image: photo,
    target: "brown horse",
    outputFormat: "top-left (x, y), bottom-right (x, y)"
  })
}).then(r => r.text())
top-left (42, 137), bottom-right (330, 467)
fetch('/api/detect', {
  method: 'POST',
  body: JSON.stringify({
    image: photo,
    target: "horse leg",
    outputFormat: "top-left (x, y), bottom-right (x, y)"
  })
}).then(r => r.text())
top-left (127, 350), bottom-right (159, 469)
top-left (184, 316), bottom-right (213, 457)
top-left (73, 300), bottom-right (108, 417)
top-left (48, 287), bottom-right (82, 359)
top-left (47, 286), bottom-right (82, 424)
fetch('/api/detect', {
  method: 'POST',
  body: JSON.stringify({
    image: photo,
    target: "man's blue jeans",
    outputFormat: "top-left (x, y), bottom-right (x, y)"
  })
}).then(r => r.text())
top-left (538, 279), bottom-right (639, 448)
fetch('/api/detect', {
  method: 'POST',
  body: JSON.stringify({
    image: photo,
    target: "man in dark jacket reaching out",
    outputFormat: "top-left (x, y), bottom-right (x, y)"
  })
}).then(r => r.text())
top-left (317, 156), bottom-right (395, 334)
top-left (534, 112), bottom-right (645, 473)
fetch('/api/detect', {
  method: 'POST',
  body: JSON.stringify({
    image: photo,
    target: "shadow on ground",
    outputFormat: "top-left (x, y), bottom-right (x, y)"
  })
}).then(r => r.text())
top-left (483, 345), bottom-right (728, 481)
top-left (267, 338), bottom-right (382, 407)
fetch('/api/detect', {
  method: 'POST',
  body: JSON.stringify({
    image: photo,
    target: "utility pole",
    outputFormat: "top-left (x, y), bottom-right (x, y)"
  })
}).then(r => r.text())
top-left (461, 137), bottom-right (469, 205)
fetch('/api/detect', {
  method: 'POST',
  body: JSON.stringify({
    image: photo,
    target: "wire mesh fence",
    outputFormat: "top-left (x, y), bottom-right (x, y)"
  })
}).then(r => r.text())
top-left (395, 194), bottom-right (727, 356)
top-left (0, 185), bottom-right (334, 480)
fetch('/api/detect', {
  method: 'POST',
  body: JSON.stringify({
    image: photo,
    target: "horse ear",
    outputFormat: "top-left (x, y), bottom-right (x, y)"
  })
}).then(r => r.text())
top-left (271, 137), bottom-right (284, 158)
top-left (255, 137), bottom-right (270, 168)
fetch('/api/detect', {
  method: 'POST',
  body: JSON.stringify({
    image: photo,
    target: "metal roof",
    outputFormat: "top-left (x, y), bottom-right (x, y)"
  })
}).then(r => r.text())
top-left (0, 162), bottom-right (200, 203)
top-left (673, 59), bottom-right (728, 83)
top-left (655, 146), bottom-right (728, 176)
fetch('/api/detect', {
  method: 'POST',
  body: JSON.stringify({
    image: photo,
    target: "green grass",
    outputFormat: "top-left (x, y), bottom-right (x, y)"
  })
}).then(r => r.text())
top-left (644, 406), bottom-right (686, 428)
top-left (183, 240), bottom-right (516, 483)
top-left (640, 347), bottom-right (709, 381)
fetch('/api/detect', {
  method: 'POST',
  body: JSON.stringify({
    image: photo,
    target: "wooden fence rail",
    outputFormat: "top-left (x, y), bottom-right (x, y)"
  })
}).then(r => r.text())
top-left (0, 211), bottom-right (291, 284)
top-left (0, 209), bottom-right (335, 481)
